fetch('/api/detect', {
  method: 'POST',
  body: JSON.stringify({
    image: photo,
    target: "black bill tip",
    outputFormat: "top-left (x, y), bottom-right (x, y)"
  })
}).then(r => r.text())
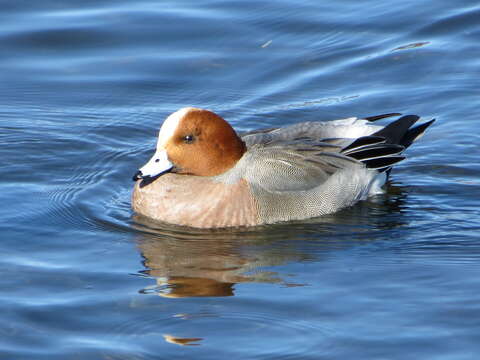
top-left (134, 167), bottom-right (174, 188)
top-left (132, 170), bottom-right (142, 181)
top-left (139, 175), bottom-right (158, 188)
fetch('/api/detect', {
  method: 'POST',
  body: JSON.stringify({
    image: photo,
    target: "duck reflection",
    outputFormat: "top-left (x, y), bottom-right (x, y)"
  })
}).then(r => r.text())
top-left (135, 219), bottom-right (300, 298)
top-left (133, 181), bottom-right (408, 298)
top-left (163, 334), bottom-right (203, 346)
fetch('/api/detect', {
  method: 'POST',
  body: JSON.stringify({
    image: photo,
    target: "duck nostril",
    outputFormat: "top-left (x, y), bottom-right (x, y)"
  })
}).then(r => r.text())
top-left (132, 170), bottom-right (143, 181)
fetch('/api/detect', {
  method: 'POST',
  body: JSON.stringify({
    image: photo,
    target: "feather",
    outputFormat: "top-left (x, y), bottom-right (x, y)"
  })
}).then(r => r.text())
top-left (400, 119), bottom-right (436, 148)
top-left (364, 113), bottom-right (402, 122)
top-left (372, 115), bottom-right (420, 144)
top-left (345, 144), bottom-right (405, 161)
top-left (342, 136), bottom-right (386, 153)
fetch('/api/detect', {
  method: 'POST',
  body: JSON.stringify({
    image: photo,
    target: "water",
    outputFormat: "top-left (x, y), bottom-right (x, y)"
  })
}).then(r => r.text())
top-left (1, 0), bottom-right (480, 358)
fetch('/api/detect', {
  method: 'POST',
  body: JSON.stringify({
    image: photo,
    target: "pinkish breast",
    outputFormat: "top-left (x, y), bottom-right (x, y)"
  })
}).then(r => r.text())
top-left (132, 173), bottom-right (259, 228)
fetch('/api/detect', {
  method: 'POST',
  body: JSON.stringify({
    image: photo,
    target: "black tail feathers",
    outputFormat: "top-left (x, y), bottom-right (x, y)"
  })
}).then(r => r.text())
top-left (342, 114), bottom-right (434, 172)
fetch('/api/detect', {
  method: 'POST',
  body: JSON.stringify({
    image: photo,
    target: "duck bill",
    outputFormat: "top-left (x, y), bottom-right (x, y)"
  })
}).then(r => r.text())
top-left (133, 149), bottom-right (174, 187)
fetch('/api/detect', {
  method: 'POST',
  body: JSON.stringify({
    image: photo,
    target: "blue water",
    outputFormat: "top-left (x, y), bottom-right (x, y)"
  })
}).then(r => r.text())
top-left (1, 1), bottom-right (480, 359)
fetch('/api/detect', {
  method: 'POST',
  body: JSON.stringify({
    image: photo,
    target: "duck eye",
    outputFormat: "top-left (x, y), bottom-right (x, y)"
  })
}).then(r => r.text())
top-left (183, 135), bottom-right (194, 144)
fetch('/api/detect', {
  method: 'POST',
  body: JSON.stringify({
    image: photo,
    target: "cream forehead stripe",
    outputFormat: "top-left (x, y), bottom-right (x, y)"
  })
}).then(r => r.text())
top-left (156, 107), bottom-right (195, 148)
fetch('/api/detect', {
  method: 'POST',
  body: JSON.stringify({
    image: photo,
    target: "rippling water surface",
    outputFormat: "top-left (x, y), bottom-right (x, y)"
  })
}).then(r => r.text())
top-left (1, 1), bottom-right (480, 359)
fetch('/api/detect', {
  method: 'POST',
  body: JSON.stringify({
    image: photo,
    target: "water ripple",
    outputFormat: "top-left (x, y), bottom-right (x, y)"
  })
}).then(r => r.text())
top-left (104, 307), bottom-right (336, 359)
top-left (2, 1), bottom-right (480, 359)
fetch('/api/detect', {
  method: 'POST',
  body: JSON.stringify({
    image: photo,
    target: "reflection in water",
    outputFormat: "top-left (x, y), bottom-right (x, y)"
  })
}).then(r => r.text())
top-left (163, 334), bottom-right (203, 346)
top-left (133, 181), bottom-right (409, 298)
top-left (135, 225), bottom-right (299, 298)
top-left (126, 183), bottom-right (410, 347)
top-left (392, 41), bottom-right (430, 51)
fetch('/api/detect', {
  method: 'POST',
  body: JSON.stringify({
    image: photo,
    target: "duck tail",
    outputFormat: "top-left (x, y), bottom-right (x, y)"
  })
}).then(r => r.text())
top-left (371, 115), bottom-right (435, 149)
top-left (364, 112), bottom-right (402, 122)
top-left (398, 118), bottom-right (436, 148)
top-left (342, 115), bottom-right (435, 172)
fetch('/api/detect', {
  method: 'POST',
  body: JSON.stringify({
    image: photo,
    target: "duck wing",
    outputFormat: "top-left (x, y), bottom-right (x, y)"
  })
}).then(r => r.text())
top-left (233, 114), bottom-right (434, 223)
top-left (241, 117), bottom-right (381, 147)
top-left (242, 142), bottom-right (359, 192)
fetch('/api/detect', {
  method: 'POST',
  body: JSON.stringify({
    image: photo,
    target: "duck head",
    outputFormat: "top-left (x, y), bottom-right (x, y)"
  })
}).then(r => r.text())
top-left (133, 107), bottom-right (246, 187)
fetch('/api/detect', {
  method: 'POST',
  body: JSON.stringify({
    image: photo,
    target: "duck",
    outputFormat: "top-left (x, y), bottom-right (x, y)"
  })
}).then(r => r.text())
top-left (132, 107), bottom-right (434, 228)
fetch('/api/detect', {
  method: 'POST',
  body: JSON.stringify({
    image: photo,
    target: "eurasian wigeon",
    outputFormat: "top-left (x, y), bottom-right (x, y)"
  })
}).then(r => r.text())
top-left (132, 107), bottom-right (434, 228)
